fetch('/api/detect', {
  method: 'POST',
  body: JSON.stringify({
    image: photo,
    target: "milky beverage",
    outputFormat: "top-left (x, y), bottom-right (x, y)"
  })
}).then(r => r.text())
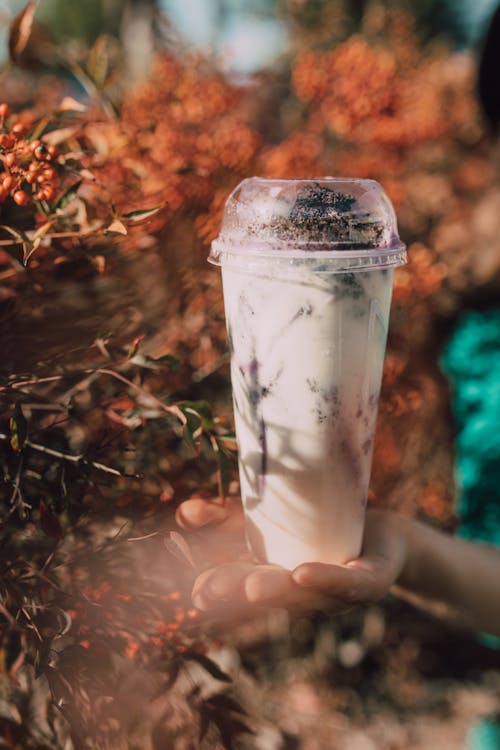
top-left (210, 179), bottom-right (406, 570)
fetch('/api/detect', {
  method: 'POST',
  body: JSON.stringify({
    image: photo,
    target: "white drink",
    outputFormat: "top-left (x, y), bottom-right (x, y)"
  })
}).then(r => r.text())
top-left (211, 179), bottom-right (406, 569)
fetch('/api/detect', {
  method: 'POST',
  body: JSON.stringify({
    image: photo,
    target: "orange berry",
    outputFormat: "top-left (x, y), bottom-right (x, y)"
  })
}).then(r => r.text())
top-left (5, 152), bottom-right (16, 168)
top-left (2, 175), bottom-right (13, 191)
top-left (12, 123), bottom-right (25, 136)
top-left (0, 103), bottom-right (11, 118)
top-left (0, 134), bottom-right (15, 148)
top-left (42, 185), bottom-right (55, 201)
top-left (42, 166), bottom-right (56, 180)
top-left (34, 144), bottom-right (48, 160)
top-left (47, 144), bottom-right (59, 158)
top-left (13, 189), bottom-right (29, 206)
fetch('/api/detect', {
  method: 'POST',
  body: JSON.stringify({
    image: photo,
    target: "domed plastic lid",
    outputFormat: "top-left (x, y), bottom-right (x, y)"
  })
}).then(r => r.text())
top-left (209, 177), bottom-right (406, 268)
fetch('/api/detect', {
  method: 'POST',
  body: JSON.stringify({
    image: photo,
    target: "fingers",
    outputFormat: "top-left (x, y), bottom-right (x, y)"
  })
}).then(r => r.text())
top-left (175, 496), bottom-right (244, 534)
top-left (192, 562), bottom-right (298, 611)
top-left (175, 498), bottom-right (228, 530)
top-left (292, 556), bottom-right (392, 604)
top-left (190, 560), bottom-right (356, 616)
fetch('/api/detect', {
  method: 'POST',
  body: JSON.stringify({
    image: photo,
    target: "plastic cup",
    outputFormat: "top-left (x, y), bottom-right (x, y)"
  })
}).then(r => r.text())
top-left (209, 178), bottom-right (406, 569)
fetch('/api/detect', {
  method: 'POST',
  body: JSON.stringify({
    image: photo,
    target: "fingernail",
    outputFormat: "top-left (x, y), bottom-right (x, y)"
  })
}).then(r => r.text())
top-left (291, 566), bottom-right (313, 586)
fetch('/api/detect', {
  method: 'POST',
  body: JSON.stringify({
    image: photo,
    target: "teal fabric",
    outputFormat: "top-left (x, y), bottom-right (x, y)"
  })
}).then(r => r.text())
top-left (441, 309), bottom-right (500, 749)
top-left (467, 718), bottom-right (500, 750)
top-left (440, 309), bottom-right (500, 547)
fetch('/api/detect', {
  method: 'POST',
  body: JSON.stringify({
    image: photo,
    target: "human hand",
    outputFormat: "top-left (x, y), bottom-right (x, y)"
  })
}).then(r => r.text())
top-left (176, 497), bottom-right (410, 616)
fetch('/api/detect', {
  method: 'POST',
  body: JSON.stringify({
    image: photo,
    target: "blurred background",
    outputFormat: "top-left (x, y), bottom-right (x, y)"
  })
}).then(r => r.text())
top-left (1, 0), bottom-right (500, 70)
top-left (0, 1), bottom-right (500, 749)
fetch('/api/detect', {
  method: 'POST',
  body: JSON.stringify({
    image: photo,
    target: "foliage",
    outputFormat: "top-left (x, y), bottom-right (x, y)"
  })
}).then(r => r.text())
top-left (1, 1), bottom-right (500, 747)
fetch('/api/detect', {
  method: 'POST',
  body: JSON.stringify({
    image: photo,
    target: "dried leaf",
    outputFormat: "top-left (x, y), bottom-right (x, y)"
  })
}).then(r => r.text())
top-left (184, 652), bottom-right (232, 683)
top-left (9, 0), bottom-right (38, 64)
top-left (0, 224), bottom-right (34, 266)
top-left (126, 334), bottom-right (144, 359)
top-left (31, 220), bottom-right (53, 247)
top-left (58, 96), bottom-right (87, 113)
top-left (43, 126), bottom-right (79, 145)
top-left (10, 401), bottom-right (28, 452)
top-left (199, 707), bottom-right (210, 743)
top-left (106, 219), bottom-right (128, 235)
top-left (54, 608), bottom-right (72, 636)
top-left (207, 693), bottom-right (248, 717)
top-left (87, 35), bottom-right (109, 90)
top-left (163, 531), bottom-right (195, 568)
top-left (0, 698), bottom-right (22, 724)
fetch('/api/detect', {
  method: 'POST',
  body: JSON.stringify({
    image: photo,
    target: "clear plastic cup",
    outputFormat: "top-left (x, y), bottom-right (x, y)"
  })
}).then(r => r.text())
top-left (209, 178), bottom-right (406, 569)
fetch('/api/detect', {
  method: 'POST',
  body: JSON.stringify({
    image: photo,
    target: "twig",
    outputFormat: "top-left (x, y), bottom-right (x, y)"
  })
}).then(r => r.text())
top-left (6, 375), bottom-right (66, 390)
top-left (0, 600), bottom-right (16, 626)
top-left (95, 368), bottom-right (186, 424)
top-left (20, 606), bottom-right (43, 641)
top-left (127, 531), bottom-right (159, 542)
top-left (5, 367), bottom-right (186, 428)
top-left (8, 456), bottom-right (32, 519)
top-left (0, 433), bottom-right (123, 477)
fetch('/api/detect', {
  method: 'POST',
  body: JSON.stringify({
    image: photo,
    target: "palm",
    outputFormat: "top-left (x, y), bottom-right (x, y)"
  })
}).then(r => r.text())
top-left (176, 499), bottom-right (408, 615)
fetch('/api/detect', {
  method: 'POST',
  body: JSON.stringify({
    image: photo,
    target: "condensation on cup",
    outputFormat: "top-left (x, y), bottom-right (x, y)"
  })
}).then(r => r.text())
top-left (209, 178), bottom-right (407, 570)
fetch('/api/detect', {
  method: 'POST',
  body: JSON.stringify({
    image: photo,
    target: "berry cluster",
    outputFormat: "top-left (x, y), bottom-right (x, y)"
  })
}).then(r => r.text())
top-left (0, 102), bottom-right (60, 207)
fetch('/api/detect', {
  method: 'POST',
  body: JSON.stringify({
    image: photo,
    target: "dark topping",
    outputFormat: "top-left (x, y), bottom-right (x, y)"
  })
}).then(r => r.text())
top-left (245, 182), bottom-right (386, 249)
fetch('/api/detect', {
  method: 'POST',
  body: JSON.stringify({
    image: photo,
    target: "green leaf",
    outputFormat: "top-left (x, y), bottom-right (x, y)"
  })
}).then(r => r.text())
top-left (54, 179), bottom-right (82, 210)
top-left (152, 353), bottom-right (181, 370)
top-left (178, 400), bottom-right (214, 431)
top-left (178, 406), bottom-right (203, 454)
top-left (9, 402), bottom-right (27, 452)
top-left (121, 205), bottom-right (165, 224)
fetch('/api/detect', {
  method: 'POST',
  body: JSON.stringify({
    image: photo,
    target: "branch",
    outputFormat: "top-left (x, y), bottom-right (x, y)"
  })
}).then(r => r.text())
top-left (0, 433), bottom-right (124, 477)
top-left (95, 368), bottom-right (186, 425)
